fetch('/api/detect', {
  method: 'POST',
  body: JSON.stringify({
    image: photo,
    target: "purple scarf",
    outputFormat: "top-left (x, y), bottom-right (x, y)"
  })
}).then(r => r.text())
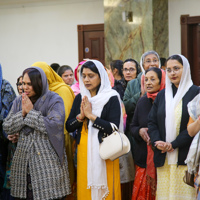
top-left (11, 67), bottom-right (65, 164)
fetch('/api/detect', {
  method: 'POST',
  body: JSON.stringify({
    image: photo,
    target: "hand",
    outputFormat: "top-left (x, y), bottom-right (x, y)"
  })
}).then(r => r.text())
top-left (22, 93), bottom-right (33, 117)
top-left (7, 133), bottom-right (19, 143)
top-left (82, 96), bottom-right (92, 119)
top-left (78, 100), bottom-right (86, 121)
top-left (139, 128), bottom-right (150, 145)
top-left (140, 89), bottom-right (145, 97)
top-left (155, 141), bottom-right (174, 153)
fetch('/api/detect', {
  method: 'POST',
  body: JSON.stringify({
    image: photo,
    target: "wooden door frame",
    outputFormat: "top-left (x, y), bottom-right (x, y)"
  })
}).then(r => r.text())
top-left (181, 15), bottom-right (200, 85)
top-left (181, 14), bottom-right (200, 56)
top-left (77, 24), bottom-right (104, 63)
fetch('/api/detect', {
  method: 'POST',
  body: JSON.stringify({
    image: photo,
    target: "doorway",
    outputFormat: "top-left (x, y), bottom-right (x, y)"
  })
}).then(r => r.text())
top-left (181, 15), bottom-right (200, 86)
top-left (77, 24), bottom-right (104, 65)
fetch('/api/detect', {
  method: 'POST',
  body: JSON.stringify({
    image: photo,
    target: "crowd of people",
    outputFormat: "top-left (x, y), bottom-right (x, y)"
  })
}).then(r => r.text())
top-left (0, 51), bottom-right (199, 200)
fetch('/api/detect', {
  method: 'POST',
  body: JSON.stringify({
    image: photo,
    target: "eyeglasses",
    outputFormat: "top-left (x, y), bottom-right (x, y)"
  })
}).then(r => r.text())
top-left (16, 83), bottom-right (22, 86)
top-left (166, 66), bottom-right (182, 73)
top-left (144, 60), bottom-right (158, 64)
top-left (123, 68), bottom-right (136, 73)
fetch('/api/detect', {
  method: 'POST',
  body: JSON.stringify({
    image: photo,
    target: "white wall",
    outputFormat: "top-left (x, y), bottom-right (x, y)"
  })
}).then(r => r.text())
top-left (168, 0), bottom-right (200, 56)
top-left (1, 0), bottom-right (200, 93)
top-left (0, 0), bottom-right (104, 93)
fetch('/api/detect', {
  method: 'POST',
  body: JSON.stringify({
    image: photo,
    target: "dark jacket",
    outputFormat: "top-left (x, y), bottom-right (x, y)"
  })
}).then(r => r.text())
top-left (130, 95), bottom-right (153, 168)
top-left (66, 93), bottom-right (121, 144)
top-left (148, 84), bottom-right (200, 167)
top-left (112, 78), bottom-right (127, 100)
top-left (123, 72), bottom-right (142, 127)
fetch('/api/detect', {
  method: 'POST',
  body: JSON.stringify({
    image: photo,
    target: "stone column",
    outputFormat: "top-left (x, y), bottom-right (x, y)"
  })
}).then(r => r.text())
top-left (104, 0), bottom-right (168, 66)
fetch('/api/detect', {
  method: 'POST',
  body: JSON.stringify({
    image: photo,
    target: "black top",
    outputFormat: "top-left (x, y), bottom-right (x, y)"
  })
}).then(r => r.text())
top-left (130, 95), bottom-right (153, 168)
top-left (148, 84), bottom-right (200, 167)
top-left (66, 93), bottom-right (121, 144)
top-left (112, 78), bottom-right (127, 100)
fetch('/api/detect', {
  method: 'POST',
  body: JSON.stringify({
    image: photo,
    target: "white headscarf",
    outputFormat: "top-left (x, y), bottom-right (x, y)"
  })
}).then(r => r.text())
top-left (165, 54), bottom-right (193, 164)
top-left (79, 60), bottom-right (123, 200)
top-left (139, 50), bottom-right (161, 74)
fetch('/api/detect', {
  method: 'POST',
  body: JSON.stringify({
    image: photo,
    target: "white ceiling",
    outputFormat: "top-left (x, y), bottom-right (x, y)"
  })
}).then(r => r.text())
top-left (0, 0), bottom-right (100, 7)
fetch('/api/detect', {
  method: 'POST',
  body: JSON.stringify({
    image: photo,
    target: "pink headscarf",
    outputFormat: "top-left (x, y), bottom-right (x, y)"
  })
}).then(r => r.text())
top-left (71, 60), bottom-right (86, 96)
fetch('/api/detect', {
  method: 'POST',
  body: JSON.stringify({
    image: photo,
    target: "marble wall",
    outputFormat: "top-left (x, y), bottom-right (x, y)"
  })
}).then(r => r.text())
top-left (104, 0), bottom-right (168, 66)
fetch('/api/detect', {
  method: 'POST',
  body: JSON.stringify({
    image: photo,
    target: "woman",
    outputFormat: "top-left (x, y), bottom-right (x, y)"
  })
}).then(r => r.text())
top-left (121, 58), bottom-right (141, 129)
top-left (31, 62), bottom-right (75, 197)
top-left (50, 63), bottom-right (60, 73)
top-left (3, 76), bottom-right (22, 200)
top-left (123, 51), bottom-right (161, 124)
top-left (16, 76), bottom-right (23, 95)
top-left (3, 67), bottom-right (71, 200)
top-left (111, 59), bottom-right (140, 101)
top-left (148, 54), bottom-right (199, 199)
top-left (0, 64), bottom-right (16, 200)
top-left (110, 60), bottom-right (125, 100)
top-left (66, 60), bottom-right (123, 200)
top-left (131, 67), bottom-right (165, 200)
top-left (123, 58), bottom-right (140, 83)
top-left (58, 65), bottom-right (74, 86)
top-left (123, 50), bottom-right (161, 163)
top-left (71, 61), bottom-right (86, 96)
top-left (184, 94), bottom-right (200, 198)
top-left (110, 59), bottom-right (137, 199)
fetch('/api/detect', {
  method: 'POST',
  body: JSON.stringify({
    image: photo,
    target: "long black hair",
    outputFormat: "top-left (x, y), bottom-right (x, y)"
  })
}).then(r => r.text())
top-left (110, 60), bottom-right (123, 77)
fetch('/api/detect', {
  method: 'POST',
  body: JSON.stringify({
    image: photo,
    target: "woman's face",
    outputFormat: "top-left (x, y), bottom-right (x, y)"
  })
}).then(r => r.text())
top-left (82, 68), bottom-right (101, 96)
top-left (144, 71), bottom-right (160, 93)
top-left (143, 54), bottom-right (159, 71)
top-left (166, 59), bottom-right (183, 88)
top-left (123, 61), bottom-right (137, 82)
top-left (17, 77), bottom-right (23, 95)
top-left (61, 70), bottom-right (74, 85)
top-left (22, 73), bottom-right (36, 98)
top-left (77, 65), bottom-right (82, 82)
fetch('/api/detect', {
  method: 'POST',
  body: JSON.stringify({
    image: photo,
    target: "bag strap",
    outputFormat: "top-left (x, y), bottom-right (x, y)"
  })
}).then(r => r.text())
top-left (110, 122), bottom-right (124, 151)
top-left (110, 123), bottom-right (119, 132)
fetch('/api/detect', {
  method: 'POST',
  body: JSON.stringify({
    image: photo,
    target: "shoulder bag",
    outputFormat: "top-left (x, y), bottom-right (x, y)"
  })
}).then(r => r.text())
top-left (99, 123), bottom-right (130, 161)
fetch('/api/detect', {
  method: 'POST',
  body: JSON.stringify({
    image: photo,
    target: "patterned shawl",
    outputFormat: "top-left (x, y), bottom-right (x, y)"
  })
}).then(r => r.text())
top-left (185, 94), bottom-right (200, 174)
top-left (0, 64), bottom-right (3, 112)
top-left (0, 64), bottom-right (16, 131)
top-left (11, 67), bottom-right (65, 164)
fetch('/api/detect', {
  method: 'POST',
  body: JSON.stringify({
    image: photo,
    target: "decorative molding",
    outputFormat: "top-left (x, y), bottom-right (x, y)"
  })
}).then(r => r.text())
top-left (180, 15), bottom-right (189, 25)
top-left (181, 14), bottom-right (200, 25)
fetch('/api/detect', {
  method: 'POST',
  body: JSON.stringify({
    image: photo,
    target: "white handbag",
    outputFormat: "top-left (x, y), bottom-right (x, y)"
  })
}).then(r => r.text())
top-left (99, 123), bottom-right (130, 161)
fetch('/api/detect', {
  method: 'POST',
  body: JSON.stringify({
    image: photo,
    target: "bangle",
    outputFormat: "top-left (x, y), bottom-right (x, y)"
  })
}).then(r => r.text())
top-left (76, 115), bottom-right (84, 122)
